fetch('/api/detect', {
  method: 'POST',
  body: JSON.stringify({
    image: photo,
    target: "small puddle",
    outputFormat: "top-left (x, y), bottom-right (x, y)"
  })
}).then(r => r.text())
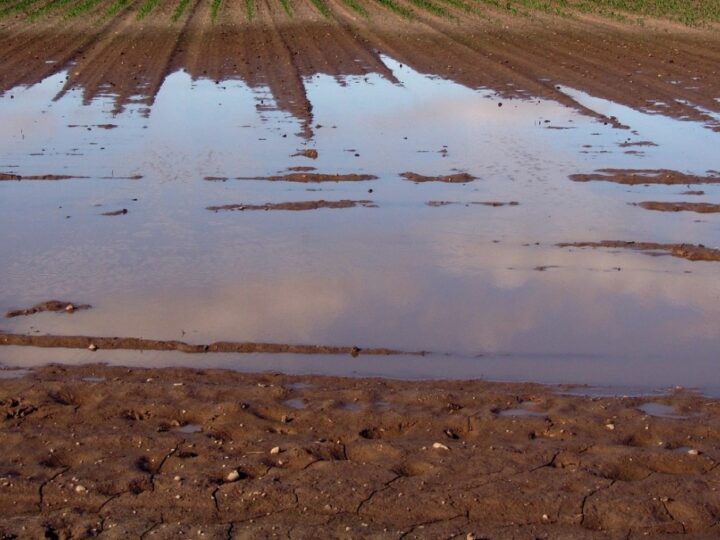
top-left (638, 402), bottom-right (688, 419)
top-left (284, 398), bottom-right (306, 410)
top-left (341, 402), bottom-right (363, 412)
top-left (0, 368), bottom-right (31, 379)
top-left (81, 376), bottom-right (106, 383)
top-left (173, 423), bottom-right (202, 434)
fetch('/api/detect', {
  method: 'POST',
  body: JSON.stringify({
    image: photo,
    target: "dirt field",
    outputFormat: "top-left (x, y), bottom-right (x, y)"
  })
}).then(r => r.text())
top-left (1, 0), bottom-right (720, 134)
top-left (2, 1), bottom-right (720, 538)
top-left (1, 364), bottom-right (720, 539)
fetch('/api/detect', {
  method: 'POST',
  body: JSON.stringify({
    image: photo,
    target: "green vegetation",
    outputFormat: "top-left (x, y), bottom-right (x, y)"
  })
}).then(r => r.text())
top-left (171, 0), bottom-right (191, 21)
top-left (309, 0), bottom-right (332, 17)
top-left (4, 0), bottom-right (718, 24)
top-left (0, 0), bottom-right (42, 18)
top-left (374, 0), bottom-right (414, 18)
top-left (571, 0), bottom-right (720, 24)
top-left (26, 0), bottom-right (74, 20)
top-left (210, 0), bottom-right (222, 20)
top-left (105, 0), bottom-right (131, 18)
top-left (406, 0), bottom-right (449, 17)
top-left (481, 0), bottom-right (720, 24)
top-left (342, 0), bottom-right (368, 16)
top-left (136, 0), bottom-right (159, 19)
top-left (65, 0), bottom-right (103, 18)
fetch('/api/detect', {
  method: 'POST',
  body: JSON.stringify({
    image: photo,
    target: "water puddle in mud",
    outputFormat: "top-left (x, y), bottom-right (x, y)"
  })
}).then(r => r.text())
top-left (173, 423), bottom-right (203, 434)
top-left (497, 406), bottom-right (547, 418)
top-left (1, 55), bottom-right (719, 392)
top-left (284, 398), bottom-right (306, 410)
top-left (637, 402), bottom-right (689, 419)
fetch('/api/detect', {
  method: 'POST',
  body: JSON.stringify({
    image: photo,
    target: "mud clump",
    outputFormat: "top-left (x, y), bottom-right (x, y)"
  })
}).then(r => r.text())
top-left (5, 301), bottom-right (91, 318)
top-left (292, 149), bottom-right (318, 159)
top-left (637, 202), bottom-right (720, 214)
top-left (234, 173), bottom-right (378, 183)
top-left (101, 209), bottom-right (129, 216)
top-left (207, 200), bottom-right (376, 212)
top-left (558, 241), bottom-right (720, 262)
top-left (570, 169), bottom-right (720, 185)
top-left (401, 172), bottom-right (477, 183)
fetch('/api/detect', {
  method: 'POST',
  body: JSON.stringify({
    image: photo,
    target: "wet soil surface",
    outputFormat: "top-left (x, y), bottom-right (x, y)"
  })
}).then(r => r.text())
top-left (401, 172), bottom-right (477, 183)
top-left (207, 200), bottom-right (376, 212)
top-left (1, 365), bottom-right (719, 539)
top-left (637, 202), bottom-right (720, 213)
top-left (569, 169), bottom-right (720, 185)
top-left (212, 174), bottom-right (378, 183)
top-left (0, 332), bottom-right (409, 356)
top-left (558, 241), bottom-right (720, 262)
top-left (426, 201), bottom-right (519, 208)
top-left (5, 301), bottom-right (91, 318)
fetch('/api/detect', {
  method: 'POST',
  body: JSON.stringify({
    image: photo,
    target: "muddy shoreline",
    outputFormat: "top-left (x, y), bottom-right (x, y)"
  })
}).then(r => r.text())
top-left (1, 363), bottom-right (719, 538)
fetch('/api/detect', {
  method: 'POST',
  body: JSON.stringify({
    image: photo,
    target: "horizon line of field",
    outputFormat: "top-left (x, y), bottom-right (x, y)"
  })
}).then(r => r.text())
top-left (2, 0), bottom-right (719, 26)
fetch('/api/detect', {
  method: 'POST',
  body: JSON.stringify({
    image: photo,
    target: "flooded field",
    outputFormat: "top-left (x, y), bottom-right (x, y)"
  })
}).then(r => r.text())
top-left (1, 50), bottom-right (719, 391)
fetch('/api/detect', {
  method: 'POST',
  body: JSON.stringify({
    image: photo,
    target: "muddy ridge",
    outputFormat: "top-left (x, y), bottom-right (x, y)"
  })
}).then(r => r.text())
top-left (232, 173), bottom-right (378, 183)
top-left (426, 201), bottom-right (519, 207)
top-left (558, 241), bottom-right (720, 262)
top-left (570, 169), bottom-right (720, 185)
top-left (1, 364), bottom-right (719, 537)
top-left (5, 301), bottom-right (91, 318)
top-left (401, 172), bottom-right (477, 183)
top-left (207, 200), bottom-right (376, 212)
top-left (0, 172), bottom-right (83, 181)
top-left (637, 201), bottom-right (720, 213)
top-left (0, 332), bottom-right (417, 356)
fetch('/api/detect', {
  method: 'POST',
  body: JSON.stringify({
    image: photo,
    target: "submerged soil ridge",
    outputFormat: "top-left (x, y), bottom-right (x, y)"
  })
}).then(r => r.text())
top-left (0, 332), bottom-right (418, 356)
top-left (570, 169), bottom-right (720, 185)
top-left (1, 364), bottom-right (719, 537)
top-left (558, 241), bottom-right (720, 262)
top-left (207, 200), bottom-right (376, 212)
top-left (1, 6), bottom-right (720, 132)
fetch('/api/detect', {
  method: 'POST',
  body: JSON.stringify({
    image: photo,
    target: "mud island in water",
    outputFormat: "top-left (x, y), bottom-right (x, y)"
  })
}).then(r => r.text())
top-left (2, 0), bottom-right (720, 537)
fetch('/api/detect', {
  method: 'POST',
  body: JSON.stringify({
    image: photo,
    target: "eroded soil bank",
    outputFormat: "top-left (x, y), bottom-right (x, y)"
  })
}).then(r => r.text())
top-left (1, 364), bottom-right (719, 538)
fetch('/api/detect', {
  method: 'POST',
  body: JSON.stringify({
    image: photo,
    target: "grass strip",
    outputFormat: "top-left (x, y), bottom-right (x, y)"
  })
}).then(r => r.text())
top-left (171, 0), bottom-right (190, 21)
top-left (341, 0), bottom-right (368, 16)
top-left (210, 0), bottom-right (221, 20)
top-left (244, 0), bottom-right (252, 20)
top-left (374, 0), bottom-right (414, 18)
top-left (136, 0), bottom-right (159, 19)
top-left (309, 0), bottom-right (331, 17)
top-left (279, 0), bottom-right (292, 16)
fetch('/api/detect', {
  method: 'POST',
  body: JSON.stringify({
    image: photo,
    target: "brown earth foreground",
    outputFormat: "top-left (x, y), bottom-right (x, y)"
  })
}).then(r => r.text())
top-left (557, 241), bottom-right (720, 262)
top-left (1, 364), bottom-right (719, 538)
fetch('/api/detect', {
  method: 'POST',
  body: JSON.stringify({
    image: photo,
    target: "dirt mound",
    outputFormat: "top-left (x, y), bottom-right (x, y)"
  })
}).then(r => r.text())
top-left (637, 201), bottom-right (720, 213)
top-left (401, 172), bottom-right (477, 183)
top-left (570, 169), bottom-right (720, 185)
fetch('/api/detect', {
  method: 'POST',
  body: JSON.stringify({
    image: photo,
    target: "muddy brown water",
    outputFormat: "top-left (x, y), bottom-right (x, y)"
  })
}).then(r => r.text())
top-left (1, 56), bottom-right (719, 393)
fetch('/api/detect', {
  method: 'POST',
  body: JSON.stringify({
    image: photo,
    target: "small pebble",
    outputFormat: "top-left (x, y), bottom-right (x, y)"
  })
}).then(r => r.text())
top-left (226, 470), bottom-right (241, 482)
top-left (270, 446), bottom-right (281, 455)
top-left (688, 449), bottom-right (700, 456)
top-left (605, 423), bottom-right (615, 431)
top-left (88, 343), bottom-right (97, 351)
top-left (75, 485), bottom-right (86, 493)
top-left (432, 442), bottom-right (450, 451)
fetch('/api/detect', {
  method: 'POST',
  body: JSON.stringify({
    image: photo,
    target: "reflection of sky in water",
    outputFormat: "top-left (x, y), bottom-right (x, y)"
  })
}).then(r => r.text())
top-left (1, 56), bottom-right (719, 392)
